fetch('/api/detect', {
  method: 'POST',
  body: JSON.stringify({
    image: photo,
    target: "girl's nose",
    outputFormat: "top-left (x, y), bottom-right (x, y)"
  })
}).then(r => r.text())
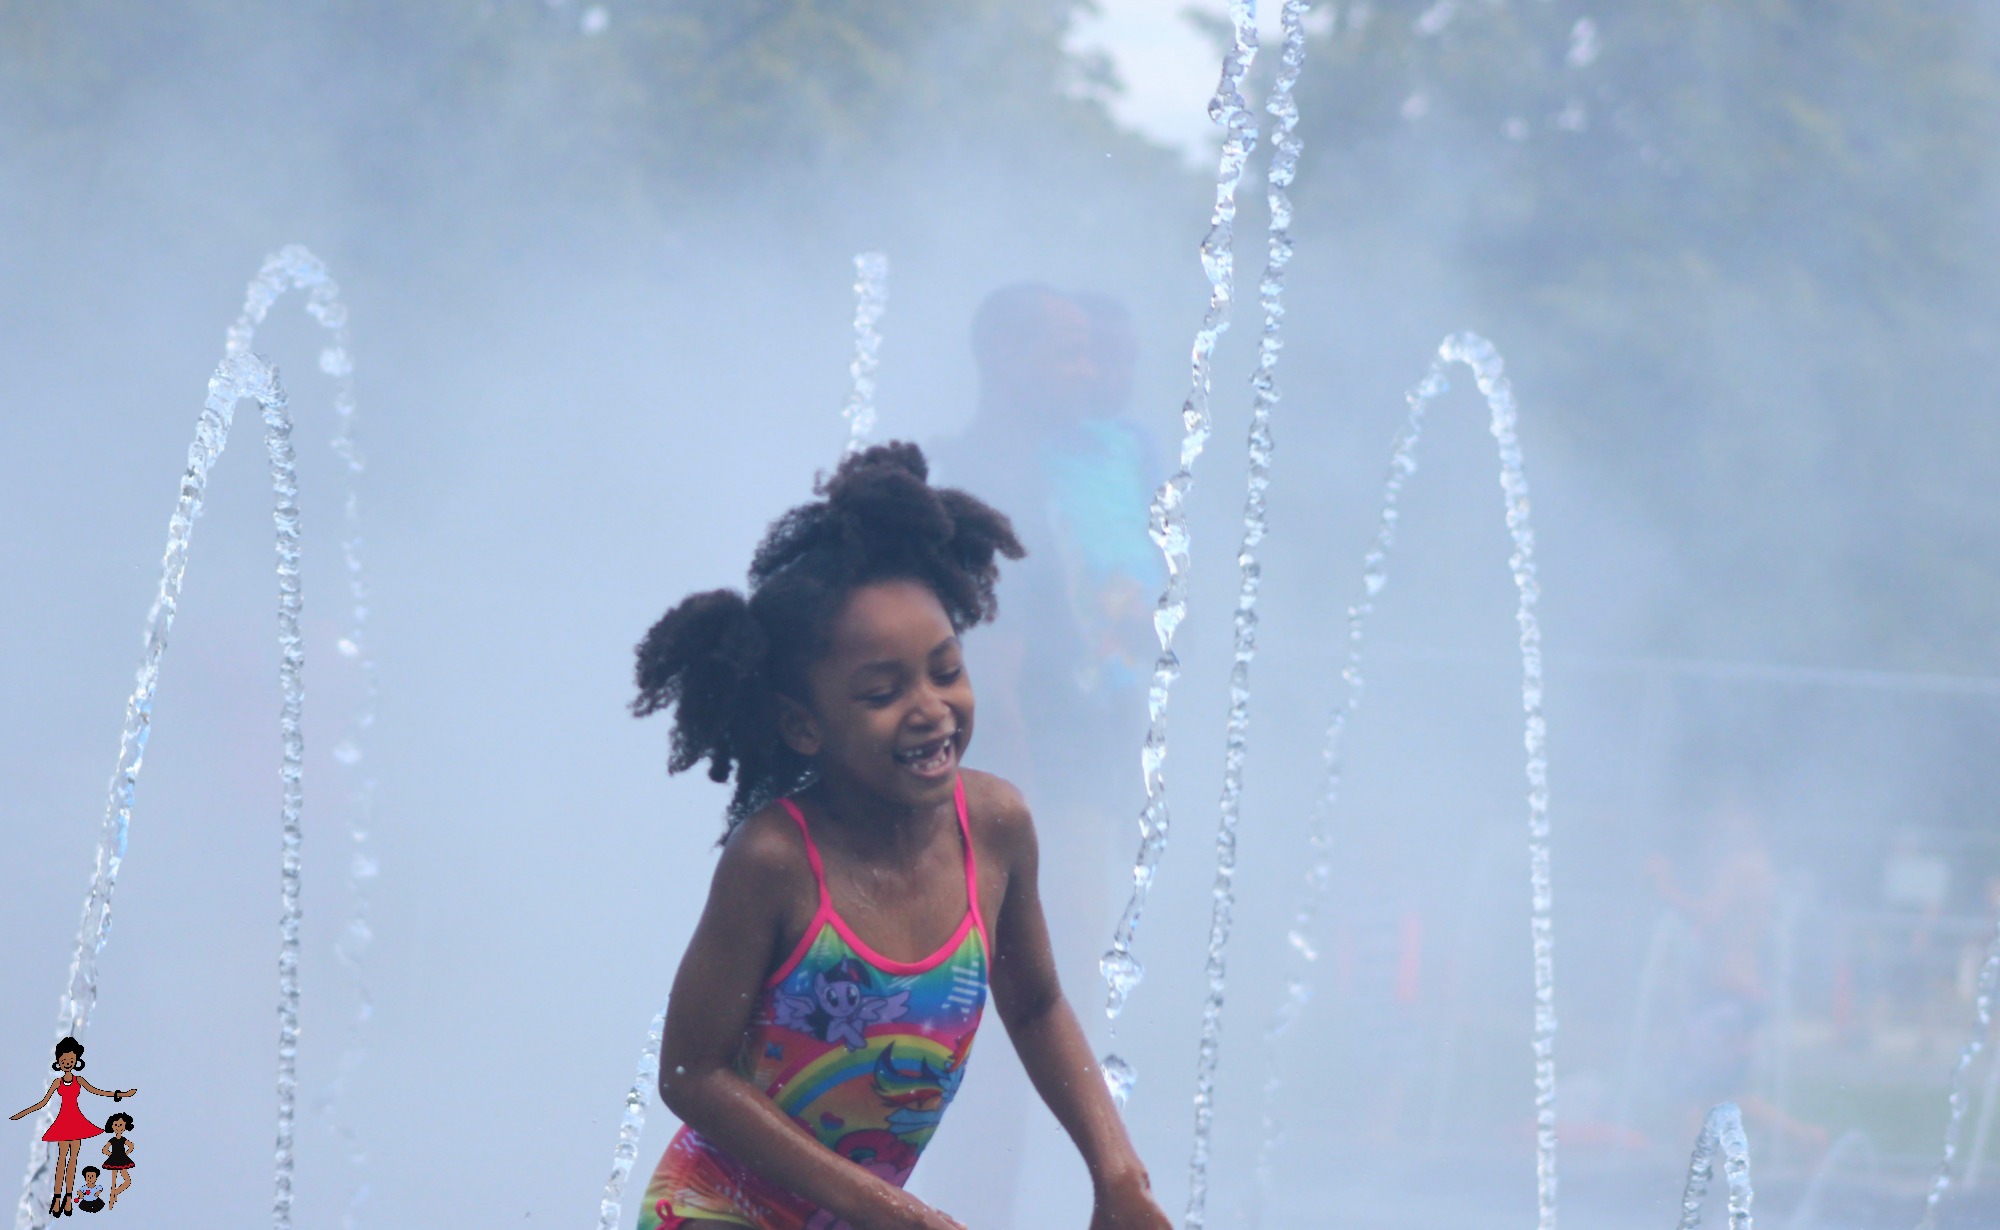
top-left (910, 682), bottom-right (953, 726)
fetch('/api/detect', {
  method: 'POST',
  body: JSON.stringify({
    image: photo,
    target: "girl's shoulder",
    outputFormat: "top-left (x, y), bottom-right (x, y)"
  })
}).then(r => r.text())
top-left (681, 804), bottom-right (824, 959)
top-left (715, 803), bottom-right (815, 883)
top-left (959, 770), bottom-right (1037, 859)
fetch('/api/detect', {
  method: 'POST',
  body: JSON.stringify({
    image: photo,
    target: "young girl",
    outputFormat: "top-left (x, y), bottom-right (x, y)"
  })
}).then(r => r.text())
top-left (9, 1038), bottom-right (134, 1218)
top-left (630, 443), bottom-right (1169, 1230)
top-left (99, 1112), bottom-right (135, 1208)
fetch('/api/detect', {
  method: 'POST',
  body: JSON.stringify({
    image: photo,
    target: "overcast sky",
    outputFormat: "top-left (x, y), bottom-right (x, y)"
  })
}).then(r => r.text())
top-left (1069, 0), bottom-right (1330, 163)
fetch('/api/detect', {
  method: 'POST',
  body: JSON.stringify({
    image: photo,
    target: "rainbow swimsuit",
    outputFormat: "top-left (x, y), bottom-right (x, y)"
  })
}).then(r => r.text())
top-left (638, 779), bottom-right (989, 1230)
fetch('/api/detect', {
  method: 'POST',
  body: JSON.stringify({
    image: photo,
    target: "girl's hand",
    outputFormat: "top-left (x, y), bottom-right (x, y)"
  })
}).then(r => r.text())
top-left (875, 1190), bottom-right (964, 1230)
top-left (1088, 1169), bottom-right (1171, 1230)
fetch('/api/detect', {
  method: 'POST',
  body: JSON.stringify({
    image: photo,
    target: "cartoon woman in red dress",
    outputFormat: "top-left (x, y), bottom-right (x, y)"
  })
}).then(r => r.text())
top-left (9, 1038), bottom-right (134, 1218)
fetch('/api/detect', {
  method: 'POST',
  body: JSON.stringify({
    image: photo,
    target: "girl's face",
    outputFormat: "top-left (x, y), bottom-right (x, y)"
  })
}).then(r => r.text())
top-left (55, 1053), bottom-right (76, 1073)
top-left (790, 579), bottom-right (973, 812)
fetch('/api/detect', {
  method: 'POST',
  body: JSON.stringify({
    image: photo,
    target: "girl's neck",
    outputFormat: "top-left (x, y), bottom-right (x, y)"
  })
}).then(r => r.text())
top-left (806, 777), bottom-right (951, 862)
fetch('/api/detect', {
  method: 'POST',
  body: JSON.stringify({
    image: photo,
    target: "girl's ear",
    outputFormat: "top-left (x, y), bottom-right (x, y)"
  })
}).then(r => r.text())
top-left (776, 694), bottom-right (822, 757)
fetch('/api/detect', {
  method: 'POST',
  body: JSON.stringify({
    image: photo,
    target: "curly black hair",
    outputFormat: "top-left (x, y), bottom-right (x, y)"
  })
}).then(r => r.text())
top-left (103, 1111), bottom-right (133, 1133)
top-left (51, 1037), bottom-right (84, 1071)
top-left (633, 442), bottom-right (1023, 832)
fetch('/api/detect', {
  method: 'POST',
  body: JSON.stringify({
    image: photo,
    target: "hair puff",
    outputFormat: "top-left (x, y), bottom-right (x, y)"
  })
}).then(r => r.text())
top-left (635, 441), bottom-right (1022, 833)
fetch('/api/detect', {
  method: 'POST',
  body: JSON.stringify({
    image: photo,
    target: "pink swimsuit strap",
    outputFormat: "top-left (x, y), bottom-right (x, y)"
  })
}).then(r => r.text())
top-left (775, 777), bottom-right (986, 976)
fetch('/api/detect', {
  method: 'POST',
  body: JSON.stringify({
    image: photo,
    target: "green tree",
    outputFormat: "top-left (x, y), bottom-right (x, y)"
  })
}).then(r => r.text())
top-left (0, 1), bottom-right (1189, 241)
top-left (1290, 1), bottom-right (2000, 669)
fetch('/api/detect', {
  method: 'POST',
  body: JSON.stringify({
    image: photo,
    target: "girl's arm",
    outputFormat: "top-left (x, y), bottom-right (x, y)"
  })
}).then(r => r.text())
top-left (978, 778), bottom-right (1169, 1230)
top-left (9, 1080), bottom-right (56, 1120)
top-left (659, 815), bottom-right (962, 1230)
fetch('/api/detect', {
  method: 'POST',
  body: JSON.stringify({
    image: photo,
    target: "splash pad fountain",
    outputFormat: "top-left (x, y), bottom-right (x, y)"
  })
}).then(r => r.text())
top-left (19, 9), bottom-right (2000, 1230)
top-left (583, 3), bottom-right (2000, 1228)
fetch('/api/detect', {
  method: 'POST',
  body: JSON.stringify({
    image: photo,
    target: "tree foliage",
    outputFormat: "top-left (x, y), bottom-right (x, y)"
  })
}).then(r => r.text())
top-left (0, 1), bottom-right (1187, 241)
top-left (1291, 0), bottom-right (2000, 668)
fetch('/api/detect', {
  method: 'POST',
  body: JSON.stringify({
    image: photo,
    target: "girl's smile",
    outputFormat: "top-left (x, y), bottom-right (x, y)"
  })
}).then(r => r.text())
top-left (893, 728), bottom-right (958, 779)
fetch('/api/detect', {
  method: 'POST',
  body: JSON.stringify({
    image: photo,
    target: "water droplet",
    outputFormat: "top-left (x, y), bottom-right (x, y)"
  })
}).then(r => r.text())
top-left (1100, 951), bottom-right (1144, 1001)
top-left (1413, 0), bottom-right (1457, 36)
top-left (1566, 18), bottom-right (1601, 69)
top-left (1101, 1054), bottom-right (1136, 1109)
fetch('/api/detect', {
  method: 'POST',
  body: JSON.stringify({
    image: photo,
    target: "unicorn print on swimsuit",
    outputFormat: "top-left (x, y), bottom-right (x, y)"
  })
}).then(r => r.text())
top-left (772, 957), bottom-right (911, 1052)
top-left (870, 1033), bottom-right (971, 1139)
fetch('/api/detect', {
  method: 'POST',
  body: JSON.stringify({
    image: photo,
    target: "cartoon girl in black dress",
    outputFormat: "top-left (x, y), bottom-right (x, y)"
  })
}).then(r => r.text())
top-left (9, 1038), bottom-right (135, 1218)
top-left (99, 1112), bottom-right (134, 1209)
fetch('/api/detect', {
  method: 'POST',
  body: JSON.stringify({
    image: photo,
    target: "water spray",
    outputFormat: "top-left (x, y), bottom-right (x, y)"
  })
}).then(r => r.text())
top-left (14, 246), bottom-right (375, 1230)
top-left (1677, 1102), bottom-right (1755, 1230)
top-left (1100, 0), bottom-right (1262, 1108)
top-left (1183, 3), bottom-right (1311, 1226)
top-left (841, 252), bottom-right (888, 456)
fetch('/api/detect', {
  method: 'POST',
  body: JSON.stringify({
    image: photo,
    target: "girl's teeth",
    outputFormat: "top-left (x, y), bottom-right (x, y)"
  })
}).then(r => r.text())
top-left (900, 737), bottom-right (952, 770)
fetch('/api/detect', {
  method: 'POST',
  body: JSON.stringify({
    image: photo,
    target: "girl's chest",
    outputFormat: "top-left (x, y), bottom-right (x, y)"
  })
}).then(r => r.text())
top-left (796, 833), bottom-right (1003, 964)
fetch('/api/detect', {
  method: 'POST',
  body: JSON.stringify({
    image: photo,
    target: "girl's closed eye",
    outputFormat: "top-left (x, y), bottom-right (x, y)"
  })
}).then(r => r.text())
top-left (855, 675), bottom-right (904, 706)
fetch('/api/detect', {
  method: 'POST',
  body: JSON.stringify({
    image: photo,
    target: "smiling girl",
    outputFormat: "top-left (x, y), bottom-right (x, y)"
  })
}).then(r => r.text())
top-left (629, 443), bottom-right (1168, 1230)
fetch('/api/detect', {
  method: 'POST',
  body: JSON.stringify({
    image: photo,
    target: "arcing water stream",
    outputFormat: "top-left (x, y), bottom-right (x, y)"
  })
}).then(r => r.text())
top-left (13, 246), bottom-right (376, 1230)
